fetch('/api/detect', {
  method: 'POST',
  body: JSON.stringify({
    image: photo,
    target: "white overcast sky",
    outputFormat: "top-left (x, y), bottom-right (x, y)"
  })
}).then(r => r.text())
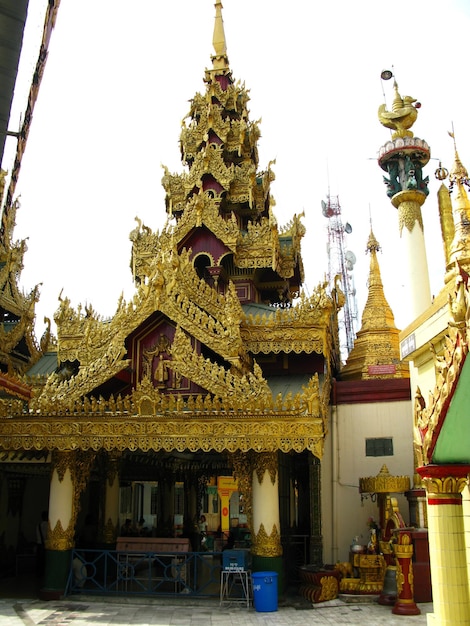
top-left (4, 0), bottom-right (470, 338)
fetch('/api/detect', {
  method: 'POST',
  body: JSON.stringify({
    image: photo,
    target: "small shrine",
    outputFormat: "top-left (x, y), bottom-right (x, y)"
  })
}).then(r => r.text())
top-left (339, 465), bottom-right (410, 599)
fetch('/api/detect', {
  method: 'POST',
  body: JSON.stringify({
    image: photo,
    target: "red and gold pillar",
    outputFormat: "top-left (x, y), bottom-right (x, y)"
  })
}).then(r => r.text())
top-left (417, 464), bottom-right (470, 625)
top-left (392, 529), bottom-right (420, 615)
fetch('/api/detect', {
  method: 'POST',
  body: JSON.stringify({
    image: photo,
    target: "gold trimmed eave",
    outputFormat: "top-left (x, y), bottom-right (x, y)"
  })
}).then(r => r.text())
top-left (0, 414), bottom-right (326, 458)
top-left (241, 324), bottom-right (330, 355)
top-left (414, 269), bottom-right (470, 465)
top-left (241, 288), bottom-right (334, 357)
top-left (0, 372), bottom-right (32, 400)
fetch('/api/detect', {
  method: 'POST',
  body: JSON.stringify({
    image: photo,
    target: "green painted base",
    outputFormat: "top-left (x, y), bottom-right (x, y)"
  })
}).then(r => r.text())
top-left (251, 555), bottom-right (284, 594)
top-left (40, 549), bottom-right (71, 599)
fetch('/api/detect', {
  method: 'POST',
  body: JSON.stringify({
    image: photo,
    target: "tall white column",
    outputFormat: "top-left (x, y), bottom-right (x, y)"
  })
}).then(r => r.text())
top-left (251, 452), bottom-right (282, 560)
top-left (392, 189), bottom-right (432, 320)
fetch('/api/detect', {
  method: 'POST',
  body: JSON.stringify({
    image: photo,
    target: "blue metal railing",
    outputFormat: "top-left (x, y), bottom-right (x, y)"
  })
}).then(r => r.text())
top-left (66, 548), bottom-right (224, 597)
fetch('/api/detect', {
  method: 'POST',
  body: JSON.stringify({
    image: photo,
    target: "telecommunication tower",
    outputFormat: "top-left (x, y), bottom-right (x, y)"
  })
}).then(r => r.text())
top-left (322, 194), bottom-right (358, 360)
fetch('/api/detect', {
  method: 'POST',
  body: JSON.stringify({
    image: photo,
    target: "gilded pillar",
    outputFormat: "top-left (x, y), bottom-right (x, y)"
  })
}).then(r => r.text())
top-left (392, 529), bottom-right (420, 616)
top-left (417, 464), bottom-right (470, 626)
top-left (251, 452), bottom-right (283, 590)
top-left (102, 452), bottom-right (120, 544)
top-left (42, 451), bottom-right (95, 600)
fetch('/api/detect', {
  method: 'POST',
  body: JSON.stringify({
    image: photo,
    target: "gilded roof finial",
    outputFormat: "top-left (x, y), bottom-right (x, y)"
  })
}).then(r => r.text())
top-left (446, 126), bottom-right (470, 275)
top-left (366, 228), bottom-right (381, 254)
top-left (212, 1), bottom-right (229, 71)
top-left (448, 126), bottom-right (469, 191)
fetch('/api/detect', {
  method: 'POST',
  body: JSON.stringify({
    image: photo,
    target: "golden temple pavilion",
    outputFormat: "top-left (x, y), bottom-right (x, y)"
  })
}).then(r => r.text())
top-left (0, 1), bottom-right (341, 598)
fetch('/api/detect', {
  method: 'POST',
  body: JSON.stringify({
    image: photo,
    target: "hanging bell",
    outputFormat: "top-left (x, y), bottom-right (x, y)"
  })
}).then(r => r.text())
top-left (378, 565), bottom-right (397, 606)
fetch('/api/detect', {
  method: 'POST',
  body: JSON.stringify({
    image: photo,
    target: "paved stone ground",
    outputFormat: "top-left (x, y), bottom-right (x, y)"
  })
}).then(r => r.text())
top-left (0, 597), bottom-right (433, 626)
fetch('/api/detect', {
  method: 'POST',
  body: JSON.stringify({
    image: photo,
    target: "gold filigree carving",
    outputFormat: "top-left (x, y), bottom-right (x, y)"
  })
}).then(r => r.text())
top-left (0, 414), bottom-right (325, 455)
top-left (391, 190), bottom-right (426, 234)
top-left (420, 475), bottom-right (468, 496)
top-left (47, 517), bottom-right (75, 551)
top-left (359, 464), bottom-right (410, 495)
top-left (170, 326), bottom-right (270, 403)
top-left (52, 450), bottom-right (74, 482)
top-left (253, 452), bottom-right (277, 485)
top-left (241, 287), bottom-right (334, 358)
top-left (318, 575), bottom-right (339, 602)
top-left (416, 271), bottom-right (470, 463)
top-left (251, 522), bottom-right (282, 557)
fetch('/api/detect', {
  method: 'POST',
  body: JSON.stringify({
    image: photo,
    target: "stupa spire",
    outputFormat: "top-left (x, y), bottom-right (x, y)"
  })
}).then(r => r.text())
top-left (445, 130), bottom-right (470, 275)
top-left (340, 228), bottom-right (409, 380)
top-left (211, 1), bottom-right (229, 71)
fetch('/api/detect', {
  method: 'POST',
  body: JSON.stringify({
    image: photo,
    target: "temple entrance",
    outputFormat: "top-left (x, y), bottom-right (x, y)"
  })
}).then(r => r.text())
top-left (0, 449), bottom-right (321, 595)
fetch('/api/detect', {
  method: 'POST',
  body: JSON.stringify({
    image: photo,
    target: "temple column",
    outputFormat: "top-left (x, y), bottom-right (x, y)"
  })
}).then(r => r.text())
top-left (417, 464), bottom-right (470, 626)
top-left (251, 452), bottom-right (283, 590)
top-left (392, 529), bottom-right (420, 615)
top-left (102, 453), bottom-right (120, 544)
top-left (42, 452), bottom-right (75, 599)
top-left (463, 486), bottom-right (470, 599)
top-left (42, 451), bottom-right (96, 599)
top-left (391, 189), bottom-right (431, 320)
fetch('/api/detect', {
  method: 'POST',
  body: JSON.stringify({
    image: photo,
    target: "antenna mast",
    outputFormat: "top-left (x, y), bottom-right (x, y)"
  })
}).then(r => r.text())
top-left (322, 194), bottom-right (358, 360)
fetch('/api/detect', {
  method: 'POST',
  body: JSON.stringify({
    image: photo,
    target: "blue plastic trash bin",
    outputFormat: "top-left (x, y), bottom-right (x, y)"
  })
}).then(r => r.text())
top-left (251, 571), bottom-right (278, 612)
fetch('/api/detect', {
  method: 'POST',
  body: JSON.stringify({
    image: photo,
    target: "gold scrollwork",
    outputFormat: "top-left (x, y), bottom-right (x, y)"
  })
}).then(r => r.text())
top-left (421, 475), bottom-right (468, 496)
top-left (251, 522), bottom-right (282, 557)
top-left (46, 517), bottom-right (75, 551)
top-left (253, 451), bottom-right (278, 485)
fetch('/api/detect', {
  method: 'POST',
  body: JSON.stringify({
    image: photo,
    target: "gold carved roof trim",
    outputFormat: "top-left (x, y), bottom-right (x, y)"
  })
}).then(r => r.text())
top-left (242, 287), bottom-right (334, 329)
top-left (170, 326), bottom-right (267, 401)
top-left (414, 268), bottom-right (470, 464)
top-left (0, 373), bottom-right (328, 457)
top-left (0, 413), bottom-right (325, 456)
top-left (56, 247), bottom-right (245, 368)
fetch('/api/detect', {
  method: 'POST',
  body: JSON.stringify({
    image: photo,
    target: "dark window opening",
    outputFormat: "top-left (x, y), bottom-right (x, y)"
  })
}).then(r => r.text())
top-left (366, 437), bottom-right (393, 457)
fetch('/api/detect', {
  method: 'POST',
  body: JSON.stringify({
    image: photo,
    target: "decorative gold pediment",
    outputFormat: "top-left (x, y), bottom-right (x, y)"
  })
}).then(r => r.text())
top-left (170, 326), bottom-right (269, 402)
top-left (186, 146), bottom-right (233, 192)
top-left (169, 194), bottom-right (240, 251)
top-left (236, 216), bottom-right (279, 270)
top-left (51, 248), bottom-right (251, 406)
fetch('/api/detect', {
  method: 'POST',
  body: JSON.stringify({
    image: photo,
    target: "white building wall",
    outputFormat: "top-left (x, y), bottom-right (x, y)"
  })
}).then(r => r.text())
top-left (322, 398), bottom-right (413, 564)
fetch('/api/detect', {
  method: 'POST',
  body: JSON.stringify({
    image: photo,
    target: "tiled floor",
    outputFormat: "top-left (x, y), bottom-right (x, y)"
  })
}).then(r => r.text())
top-left (0, 597), bottom-right (433, 626)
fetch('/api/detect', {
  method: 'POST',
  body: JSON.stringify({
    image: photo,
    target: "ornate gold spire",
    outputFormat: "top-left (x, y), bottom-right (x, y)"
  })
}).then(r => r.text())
top-left (437, 182), bottom-right (454, 269)
top-left (211, 1), bottom-right (229, 71)
top-left (445, 131), bottom-right (470, 278)
top-left (340, 229), bottom-right (409, 380)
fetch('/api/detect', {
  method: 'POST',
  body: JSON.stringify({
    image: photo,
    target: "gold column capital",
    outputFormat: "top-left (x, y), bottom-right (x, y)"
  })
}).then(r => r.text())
top-left (417, 464), bottom-right (470, 497)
